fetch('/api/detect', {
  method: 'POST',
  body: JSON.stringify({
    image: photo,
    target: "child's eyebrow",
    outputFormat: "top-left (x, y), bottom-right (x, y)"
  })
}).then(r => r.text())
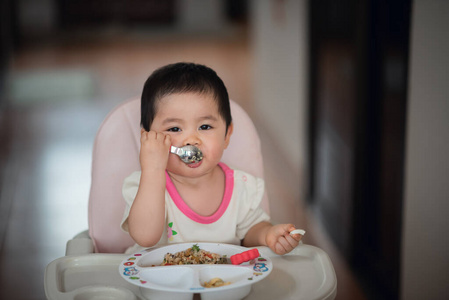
top-left (161, 115), bottom-right (218, 125)
top-left (198, 115), bottom-right (218, 122)
top-left (162, 118), bottom-right (183, 125)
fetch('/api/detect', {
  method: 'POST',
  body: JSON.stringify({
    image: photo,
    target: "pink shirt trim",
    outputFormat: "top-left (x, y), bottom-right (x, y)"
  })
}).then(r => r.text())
top-left (165, 163), bottom-right (234, 224)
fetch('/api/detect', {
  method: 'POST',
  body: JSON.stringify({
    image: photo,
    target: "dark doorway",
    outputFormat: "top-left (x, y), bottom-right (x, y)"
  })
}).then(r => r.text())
top-left (308, 1), bottom-right (411, 299)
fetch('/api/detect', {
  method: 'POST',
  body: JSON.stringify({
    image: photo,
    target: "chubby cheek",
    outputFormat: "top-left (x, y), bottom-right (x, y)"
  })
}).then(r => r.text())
top-left (166, 154), bottom-right (182, 170)
top-left (203, 144), bottom-right (225, 164)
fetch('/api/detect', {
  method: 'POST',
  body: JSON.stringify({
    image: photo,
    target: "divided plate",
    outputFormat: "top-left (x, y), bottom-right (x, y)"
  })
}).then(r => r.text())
top-left (119, 243), bottom-right (272, 300)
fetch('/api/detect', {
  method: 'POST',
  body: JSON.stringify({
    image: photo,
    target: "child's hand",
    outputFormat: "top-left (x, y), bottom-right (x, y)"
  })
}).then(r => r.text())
top-left (140, 129), bottom-right (171, 172)
top-left (265, 224), bottom-right (302, 255)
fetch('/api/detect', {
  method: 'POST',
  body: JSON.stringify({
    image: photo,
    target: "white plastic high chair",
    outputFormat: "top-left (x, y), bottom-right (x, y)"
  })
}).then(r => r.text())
top-left (45, 98), bottom-right (337, 300)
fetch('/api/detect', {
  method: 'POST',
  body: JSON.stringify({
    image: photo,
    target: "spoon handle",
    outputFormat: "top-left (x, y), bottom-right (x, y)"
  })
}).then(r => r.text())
top-left (170, 146), bottom-right (184, 156)
top-left (230, 249), bottom-right (260, 265)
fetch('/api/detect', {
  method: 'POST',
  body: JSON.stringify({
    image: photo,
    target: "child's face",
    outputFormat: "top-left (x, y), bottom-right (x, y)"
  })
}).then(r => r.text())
top-left (150, 92), bottom-right (232, 178)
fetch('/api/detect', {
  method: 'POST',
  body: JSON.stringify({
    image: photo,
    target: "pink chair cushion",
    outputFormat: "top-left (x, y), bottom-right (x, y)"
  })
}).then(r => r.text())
top-left (88, 98), bottom-right (269, 253)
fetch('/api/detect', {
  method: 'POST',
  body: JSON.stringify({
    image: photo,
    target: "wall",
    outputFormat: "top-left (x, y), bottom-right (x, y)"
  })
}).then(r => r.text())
top-left (250, 0), bottom-right (308, 183)
top-left (176, 0), bottom-right (227, 32)
top-left (401, 1), bottom-right (449, 299)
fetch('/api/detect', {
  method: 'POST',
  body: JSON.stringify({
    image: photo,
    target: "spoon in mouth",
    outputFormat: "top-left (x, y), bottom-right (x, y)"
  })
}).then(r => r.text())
top-left (170, 145), bottom-right (203, 164)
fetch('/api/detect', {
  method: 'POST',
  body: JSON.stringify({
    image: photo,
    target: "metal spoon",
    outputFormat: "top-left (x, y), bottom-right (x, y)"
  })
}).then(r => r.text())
top-left (170, 145), bottom-right (203, 164)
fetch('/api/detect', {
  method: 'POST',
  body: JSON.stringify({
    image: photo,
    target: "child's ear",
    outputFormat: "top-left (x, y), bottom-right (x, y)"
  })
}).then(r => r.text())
top-left (224, 122), bottom-right (233, 149)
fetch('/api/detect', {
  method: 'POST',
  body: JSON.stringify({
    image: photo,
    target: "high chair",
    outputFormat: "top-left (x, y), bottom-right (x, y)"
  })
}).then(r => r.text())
top-left (45, 97), bottom-right (337, 300)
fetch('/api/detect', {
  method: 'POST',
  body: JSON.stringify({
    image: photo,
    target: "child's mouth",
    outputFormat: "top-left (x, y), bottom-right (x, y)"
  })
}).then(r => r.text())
top-left (186, 160), bottom-right (202, 168)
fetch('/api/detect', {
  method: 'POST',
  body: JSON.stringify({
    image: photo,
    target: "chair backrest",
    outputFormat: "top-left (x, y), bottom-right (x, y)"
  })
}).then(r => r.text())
top-left (88, 97), bottom-right (270, 253)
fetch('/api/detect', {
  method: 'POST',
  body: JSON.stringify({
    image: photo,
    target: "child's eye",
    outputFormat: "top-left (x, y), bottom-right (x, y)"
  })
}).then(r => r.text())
top-left (167, 127), bottom-right (181, 132)
top-left (199, 125), bottom-right (212, 130)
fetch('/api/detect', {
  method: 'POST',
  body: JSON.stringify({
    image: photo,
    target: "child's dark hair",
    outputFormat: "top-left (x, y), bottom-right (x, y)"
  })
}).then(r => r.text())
top-left (141, 62), bottom-right (232, 132)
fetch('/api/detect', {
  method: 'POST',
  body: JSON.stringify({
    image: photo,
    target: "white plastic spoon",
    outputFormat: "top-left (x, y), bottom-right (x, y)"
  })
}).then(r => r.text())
top-left (289, 229), bottom-right (306, 236)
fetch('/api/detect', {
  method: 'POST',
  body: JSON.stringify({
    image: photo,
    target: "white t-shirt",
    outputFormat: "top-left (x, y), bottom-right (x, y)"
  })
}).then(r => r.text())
top-left (121, 163), bottom-right (270, 253)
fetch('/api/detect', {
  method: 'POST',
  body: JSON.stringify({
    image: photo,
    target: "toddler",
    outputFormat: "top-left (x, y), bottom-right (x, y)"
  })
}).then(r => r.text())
top-left (121, 62), bottom-right (302, 255)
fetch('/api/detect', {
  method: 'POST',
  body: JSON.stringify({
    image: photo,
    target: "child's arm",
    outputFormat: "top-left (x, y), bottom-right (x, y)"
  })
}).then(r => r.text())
top-left (127, 129), bottom-right (171, 247)
top-left (243, 221), bottom-right (302, 255)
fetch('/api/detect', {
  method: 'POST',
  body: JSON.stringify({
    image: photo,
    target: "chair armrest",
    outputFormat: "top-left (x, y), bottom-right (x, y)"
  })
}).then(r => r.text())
top-left (65, 229), bottom-right (95, 255)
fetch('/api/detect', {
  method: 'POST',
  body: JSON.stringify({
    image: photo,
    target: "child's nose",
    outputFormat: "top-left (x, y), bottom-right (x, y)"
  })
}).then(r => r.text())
top-left (183, 131), bottom-right (201, 146)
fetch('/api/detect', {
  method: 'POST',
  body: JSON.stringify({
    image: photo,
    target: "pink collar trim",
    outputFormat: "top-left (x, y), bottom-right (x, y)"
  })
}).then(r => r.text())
top-left (165, 162), bottom-right (234, 224)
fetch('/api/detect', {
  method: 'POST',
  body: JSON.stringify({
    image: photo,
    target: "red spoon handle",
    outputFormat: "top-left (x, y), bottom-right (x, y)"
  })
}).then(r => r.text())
top-left (230, 249), bottom-right (260, 265)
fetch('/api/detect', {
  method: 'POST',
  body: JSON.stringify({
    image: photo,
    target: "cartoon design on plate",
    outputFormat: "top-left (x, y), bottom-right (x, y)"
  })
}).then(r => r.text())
top-left (253, 262), bottom-right (269, 273)
top-left (123, 266), bottom-right (139, 276)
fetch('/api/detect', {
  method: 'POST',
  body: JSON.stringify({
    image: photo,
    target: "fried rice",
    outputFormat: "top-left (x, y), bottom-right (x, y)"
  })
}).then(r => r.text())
top-left (161, 244), bottom-right (228, 265)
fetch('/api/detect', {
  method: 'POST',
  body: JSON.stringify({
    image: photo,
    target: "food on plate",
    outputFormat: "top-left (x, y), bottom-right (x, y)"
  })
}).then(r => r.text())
top-left (202, 277), bottom-right (232, 288)
top-left (160, 244), bottom-right (228, 265)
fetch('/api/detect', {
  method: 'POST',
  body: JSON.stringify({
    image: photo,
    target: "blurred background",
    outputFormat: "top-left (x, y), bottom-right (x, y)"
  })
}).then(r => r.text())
top-left (0, 0), bottom-right (448, 300)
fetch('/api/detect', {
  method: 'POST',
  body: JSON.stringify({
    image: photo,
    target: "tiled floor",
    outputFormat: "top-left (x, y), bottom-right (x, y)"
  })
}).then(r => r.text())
top-left (0, 27), bottom-right (367, 300)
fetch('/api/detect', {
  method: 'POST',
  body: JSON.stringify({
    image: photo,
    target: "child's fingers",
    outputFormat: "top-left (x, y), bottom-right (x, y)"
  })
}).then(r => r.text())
top-left (272, 237), bottom-right (292, 255)
top-left (285, 233), bottom-right (300, 248)
top-left (271, 234), bottom-right (296, 255)
top-left (278, 228), bottom-right (304, 254)
top-left (288, 228), bottom-right (305, 243)
top-left (280, 224), bottom-right (302, 243)
top-left (141, 130), bottom-right (158, 143)
top-left (140, 130), bottom-right (169, 144)
top-left (277, 237), bottom-right (294, 253)
top-left (164, 133), bottom-right (171, 146)
top-left (274, 242), bottom-right (288, 255)
top-left (272, 223), bottom-right (294, 236)
top-left (286, 234), bottom-right (301, 248)
top-left (267, 224), bottom-right (304, 255)
top-left (155, 132), bottom-right (172, 149)
top-left (289, 232), bottom-right (303, 242)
